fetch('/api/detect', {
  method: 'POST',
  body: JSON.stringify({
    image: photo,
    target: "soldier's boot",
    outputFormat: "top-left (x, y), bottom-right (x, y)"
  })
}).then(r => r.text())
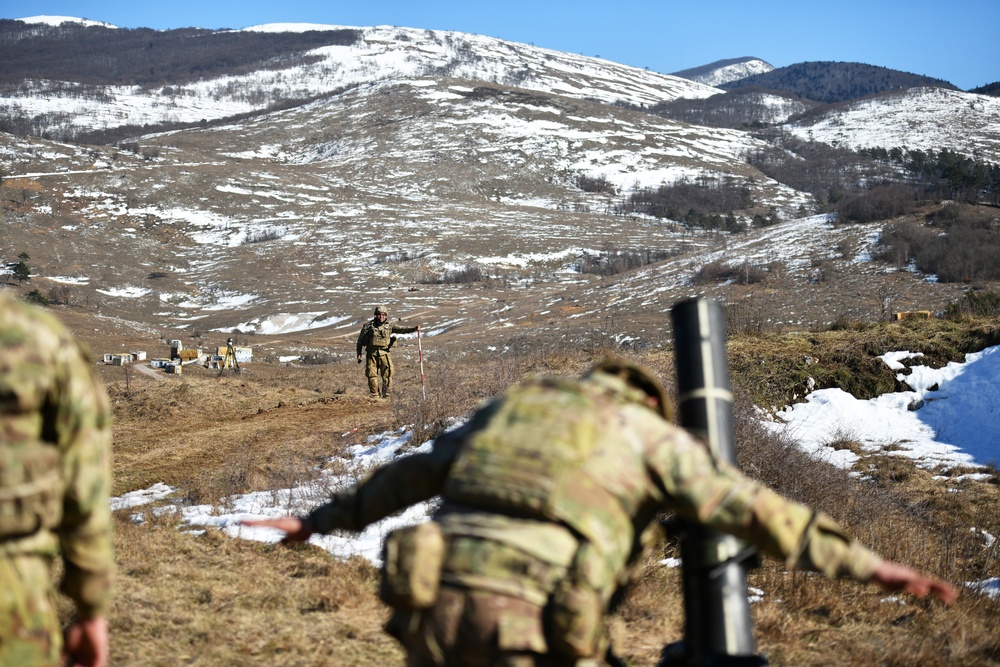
top-left (382, 377), bottom-right (393, 399)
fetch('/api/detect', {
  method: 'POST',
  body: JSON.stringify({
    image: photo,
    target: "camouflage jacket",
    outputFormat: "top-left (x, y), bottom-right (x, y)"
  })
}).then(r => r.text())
top-left (308, 373), bottom-right (880, 601)
top-left (356, 318), bottom-right (418, 356)
top-left (0, 293), bottom-right (114, 618)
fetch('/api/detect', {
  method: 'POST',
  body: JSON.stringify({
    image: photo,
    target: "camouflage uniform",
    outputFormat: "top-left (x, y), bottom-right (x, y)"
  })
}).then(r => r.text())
top-left (306, 361), bottom-right (881, 666)
top-left (0, 293), bottom-right (114, 667)
top-left (356, 306), bottom-right (418, 398)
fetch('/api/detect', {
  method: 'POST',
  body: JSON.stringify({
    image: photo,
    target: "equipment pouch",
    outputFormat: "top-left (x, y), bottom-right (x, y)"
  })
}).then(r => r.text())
top-left (379, 521), bottom-right (445, 610)
top-left (545, 542), bottom-right (607, 659)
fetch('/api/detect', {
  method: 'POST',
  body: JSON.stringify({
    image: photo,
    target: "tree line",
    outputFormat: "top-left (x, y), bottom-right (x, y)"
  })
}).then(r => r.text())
top-left (0, 20), bottom-right (360, 87)
top-left (720, 61), bottom-right (959, 103)
top-left (861, 147), bottom-right (1000, 206)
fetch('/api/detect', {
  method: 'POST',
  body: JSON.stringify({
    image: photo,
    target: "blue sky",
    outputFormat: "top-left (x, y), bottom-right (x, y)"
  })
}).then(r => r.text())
top-left (4, 0), bottom-right (998, 90)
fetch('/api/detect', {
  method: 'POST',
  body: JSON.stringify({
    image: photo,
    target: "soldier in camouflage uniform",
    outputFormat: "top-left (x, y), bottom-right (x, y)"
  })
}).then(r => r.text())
top-left (0, 292), bottom-right (114, 667)
top-left (356, 306), bottom-right (418, 398)
top-left (244, 358), bottom-right (957, 666)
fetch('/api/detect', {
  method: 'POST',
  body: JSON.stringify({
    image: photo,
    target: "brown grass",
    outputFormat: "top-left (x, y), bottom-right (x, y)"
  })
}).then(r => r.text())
top-left (729, 317), bottom-right (1000, 408)
top-left (109, 512), bottom-right (399, 666)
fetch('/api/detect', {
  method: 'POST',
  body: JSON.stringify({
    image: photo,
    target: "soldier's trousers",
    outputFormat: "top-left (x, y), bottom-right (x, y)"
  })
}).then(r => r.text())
top-left (365, 350), bottom-right (394, 397)
top-left (0, 554), bottom-right (62, 667)
top-left (388, 585), bottom-right (603, 667)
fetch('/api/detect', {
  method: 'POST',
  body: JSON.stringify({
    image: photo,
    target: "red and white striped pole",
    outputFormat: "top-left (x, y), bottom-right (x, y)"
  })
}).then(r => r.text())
top-left (417, 324), bottom-right (426, 400)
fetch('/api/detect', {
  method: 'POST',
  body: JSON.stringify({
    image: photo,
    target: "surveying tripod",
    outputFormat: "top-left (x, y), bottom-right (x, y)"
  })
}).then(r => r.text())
top-left (220, 337), bottom-right (241, 376)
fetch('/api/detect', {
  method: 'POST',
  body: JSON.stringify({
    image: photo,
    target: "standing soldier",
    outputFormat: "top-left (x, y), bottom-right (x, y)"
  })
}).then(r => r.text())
top-left (356, 305), bottom-right (418, 398)
top-left (244, 358), bottom-right (956, 666)
top-left (0, 292), bottom-right (114, 667)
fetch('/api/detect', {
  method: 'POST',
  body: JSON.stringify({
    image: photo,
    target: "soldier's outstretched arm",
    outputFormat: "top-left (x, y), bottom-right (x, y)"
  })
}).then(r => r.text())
top-left (242, 434), bottom-right (461, 538)
top-left (643, 420), bottom-right (958, 604)
top-left (392, 321), bottom-right (419, 335)
top-left (240, 516), bottom-right (314, 543)
top-left (870, 560), bottom-right (958, 604)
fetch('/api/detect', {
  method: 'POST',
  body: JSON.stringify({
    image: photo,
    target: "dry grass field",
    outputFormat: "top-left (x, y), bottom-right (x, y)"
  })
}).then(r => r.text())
top-left (35, 305), bottom-right (996, 667)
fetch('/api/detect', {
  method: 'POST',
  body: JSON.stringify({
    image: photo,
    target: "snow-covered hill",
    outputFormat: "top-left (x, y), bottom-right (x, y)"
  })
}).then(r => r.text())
top-left (2, 19), bottom-right (721, 136)
top-left (4, 17), bottom-right (999, 165)
top-left (672, 57), bottom-right (775, 87)
top-left (16, 15), bottom-right (116, 28)
top-left (789, 87), bottom-right (1000, 164)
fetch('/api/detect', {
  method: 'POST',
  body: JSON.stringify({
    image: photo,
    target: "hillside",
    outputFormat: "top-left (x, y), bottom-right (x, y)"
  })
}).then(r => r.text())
top-left (650, 88), bottom-right (816, 129)
top-left (787, 87), bottom-right (1000, 163)
top-left (720, 61), bottom-right (959, 103)
top-left (0, 18), bottom-right (361, 85)
top-left (0, 19), bottom-right (720, 142)
top-left (671, 56), bottom-right (775, 87)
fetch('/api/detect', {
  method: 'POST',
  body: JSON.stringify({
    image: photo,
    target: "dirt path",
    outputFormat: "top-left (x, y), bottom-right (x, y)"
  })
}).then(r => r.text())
top-left (135, 363), bottom-right (165, 380)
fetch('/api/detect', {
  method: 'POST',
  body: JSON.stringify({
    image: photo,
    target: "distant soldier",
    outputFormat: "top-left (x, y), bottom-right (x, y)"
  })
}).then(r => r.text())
top-left (356, 305), bottom-right (418, 398)
top-left (244, 358), bottom-right (956, 666)
top-left (0, 292), bottom-right (114, 667)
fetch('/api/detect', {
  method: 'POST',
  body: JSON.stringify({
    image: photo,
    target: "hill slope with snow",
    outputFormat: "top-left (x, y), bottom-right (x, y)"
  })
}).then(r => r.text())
top-left (0, 19), bottom-right (721, 137)
top-left (789, 87), bottom-right (1000, 163)
top-left (671, 57), bottom-right (775, 87)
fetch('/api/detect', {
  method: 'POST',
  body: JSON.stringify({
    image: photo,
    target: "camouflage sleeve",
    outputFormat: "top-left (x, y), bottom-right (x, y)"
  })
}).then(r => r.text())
top-left (390, 323), bottom-right (418, 335)
top-left (307, 434), bottom-right (461, 534)
top-left (356, 324), bottom-right (368, 356)
top-left (50, 323), bottom-right (115, 618)
top-left (644, 421), bottom-right (881, 582)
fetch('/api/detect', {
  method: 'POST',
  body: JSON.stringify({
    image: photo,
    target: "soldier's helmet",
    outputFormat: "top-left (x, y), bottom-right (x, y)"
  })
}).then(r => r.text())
top-left (374, 306), bottom-right (388, 316)
top-left (583, 357), bottom-right (673, 421)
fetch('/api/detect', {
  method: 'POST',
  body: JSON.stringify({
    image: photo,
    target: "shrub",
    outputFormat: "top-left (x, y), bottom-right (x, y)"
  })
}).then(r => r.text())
top-left (875, 205), bottom-right (1000, 282)
top-left (626, 176), bottom-right (751, 229)
top-left (576, 174), bottom-right (616, 195)
top-left (833, 182), bottom-right (919, 224)
top-left (47, 284), bottom-right (72, 305)
top-left (692, 259), bottom-right (769, 285)
top-left (243, 227), bottom-right (284, 244)
top-left (419, 265), bottom-right (493, 285)
top-left (300, 352), bottom-right (337, 365)
top-left (579, 247), bottom-right (674, 276)
top-left (945, 290), bottom-right (1000, 319)
top-left (24, 289), bottom-right (49, 305)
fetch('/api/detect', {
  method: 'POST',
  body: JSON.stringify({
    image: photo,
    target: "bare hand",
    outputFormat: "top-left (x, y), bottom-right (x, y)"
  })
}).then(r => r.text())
top-left (64, 616), bottom-right (109, 667)
top-left (240, 516), bottom-right (314, 543)
top-left (871, 560), bottom-right (959, 604)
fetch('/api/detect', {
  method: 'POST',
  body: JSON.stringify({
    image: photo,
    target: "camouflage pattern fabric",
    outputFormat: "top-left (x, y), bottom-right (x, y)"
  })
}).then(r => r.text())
top-left (0, 554), bottom-right (61, 667)
top-left (356, 317), bottom-right (418, 397)
top-left (388, 586), bottom-right (585, 667)
top-left (0, 293), bottom-right (114, 666)
top-left (307, 364), bottom-right (881, 663)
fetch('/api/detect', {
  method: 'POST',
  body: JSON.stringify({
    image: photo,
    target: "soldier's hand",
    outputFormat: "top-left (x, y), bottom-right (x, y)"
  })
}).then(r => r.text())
top-left (64, 616), bottom-right (109, 667)
top-left (357, 354), bottom-right (363, 364)
top-left (871, 560), bottom-right (959, 604)
top-left (240, 516), bottom-right (315, 544)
